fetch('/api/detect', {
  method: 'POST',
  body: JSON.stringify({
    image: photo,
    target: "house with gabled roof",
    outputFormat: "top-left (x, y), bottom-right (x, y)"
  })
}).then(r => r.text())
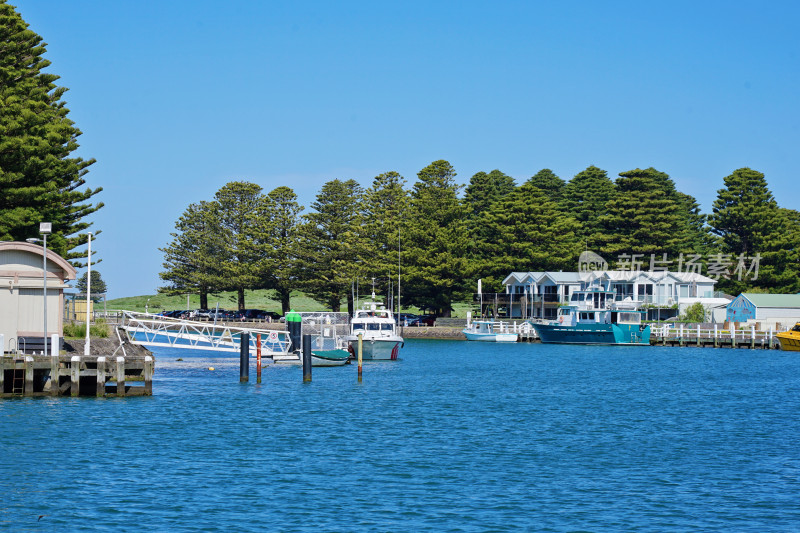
top-left (726, 293), bottom-right (800, 328)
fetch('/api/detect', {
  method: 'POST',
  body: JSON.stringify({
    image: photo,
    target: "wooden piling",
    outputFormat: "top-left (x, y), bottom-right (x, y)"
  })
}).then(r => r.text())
top-left (302, 334), bottom-right (312, 382)
top-left (144, 356), bottom-right (154, 395)
top-left (96, 356), bottom-right (106, 397)
top-left (116, 356), bottom-right (126, 396)
top-left (24, 356), bottom-right (34, 395)
top-left (50, 353), bottom-right (59, 396)
top-left (357, 333), bottom-right (363, 383)
top-left (70, 356), bottom-right (81, 397)
top-left (256, 333), bottom-right (262, 384)
top-left (240, 332), bottom-right (249, 383)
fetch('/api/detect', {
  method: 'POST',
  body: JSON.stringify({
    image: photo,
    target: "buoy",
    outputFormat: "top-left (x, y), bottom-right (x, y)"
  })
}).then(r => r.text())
top-left (208, 366), bottom-right (215, 371)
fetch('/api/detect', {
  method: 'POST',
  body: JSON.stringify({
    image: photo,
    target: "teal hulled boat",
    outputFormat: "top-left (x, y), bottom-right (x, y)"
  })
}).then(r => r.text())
top-left (529, 286), bottom-right (650, 345)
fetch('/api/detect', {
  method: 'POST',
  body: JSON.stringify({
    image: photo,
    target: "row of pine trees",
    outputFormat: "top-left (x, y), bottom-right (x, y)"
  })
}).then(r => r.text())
top-left (160, 161), bottom-right (800, 315)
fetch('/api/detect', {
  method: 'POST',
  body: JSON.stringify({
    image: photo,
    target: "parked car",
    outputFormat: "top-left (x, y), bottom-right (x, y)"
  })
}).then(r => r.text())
top-left (409, 314), bottom-right (436, 327)
top-left (395, 313), bottom-right (419, 326)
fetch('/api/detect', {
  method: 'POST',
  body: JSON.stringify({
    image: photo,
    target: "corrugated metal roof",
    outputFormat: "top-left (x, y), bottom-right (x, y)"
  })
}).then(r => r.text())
top-left (742, 293), bottom-right (800, 308)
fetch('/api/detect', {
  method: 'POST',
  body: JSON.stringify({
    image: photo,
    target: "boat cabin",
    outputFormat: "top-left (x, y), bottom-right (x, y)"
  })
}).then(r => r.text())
top-left (557, 287), bottom-right (644, 327)
top-left (351, 301), bottom-right (397, 334)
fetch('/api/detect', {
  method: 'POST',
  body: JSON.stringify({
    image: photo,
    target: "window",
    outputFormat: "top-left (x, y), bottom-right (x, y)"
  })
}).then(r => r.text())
top-left (367, 323), bottom-right (380, 331)
top-left (353, 323), bottom-right (365, 330)
top-left (381, 323), bottom-right (393, 331)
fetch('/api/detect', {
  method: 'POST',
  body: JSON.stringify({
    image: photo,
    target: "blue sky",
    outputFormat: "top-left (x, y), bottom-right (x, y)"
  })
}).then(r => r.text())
top-left (12, 0), bottom-right (800, 299)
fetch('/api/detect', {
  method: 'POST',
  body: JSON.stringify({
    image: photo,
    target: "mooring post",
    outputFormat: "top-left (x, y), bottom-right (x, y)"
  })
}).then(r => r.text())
top-left (256, 333), bottom-right (262, 384)
top-left (24, 356), bottom-right (34, 395)
top-left (751, 325), bottom-right (756, 349)
top-left (679, 324), bottom-right (684, 347)
top-left (116, 356), bottom-right (126, 396)
top-left (697, 325), bottom-right (701, 347)
top-left (70, 355), bottom-right (81, 397)
top-left (302, 334), bottom-right (312, 382)
top-left (714, 324), bottom-right (718, 348)
top-left (144, 356), bottom-right (154, 395)
top-left (240, 332), bottom-right (250, 383)
top-left (768, 326), bottom-right (773, 349)
top-left (731, 325), bottom-right (736, 348)
top-left (96, 356), bottom-right (106, 397)
top-left (357, 333), bottom-right (363, 382)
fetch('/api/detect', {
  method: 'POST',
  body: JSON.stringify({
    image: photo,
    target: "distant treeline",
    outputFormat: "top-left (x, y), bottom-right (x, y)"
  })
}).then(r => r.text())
top-left (160, 162), bottom-right (800, 315)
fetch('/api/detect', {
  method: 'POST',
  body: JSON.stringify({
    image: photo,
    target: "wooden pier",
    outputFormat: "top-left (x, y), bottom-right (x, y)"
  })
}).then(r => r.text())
top-left (1, 354), bottom-right (154, 398)
top-left (650, 325), bottom-right (780, 349)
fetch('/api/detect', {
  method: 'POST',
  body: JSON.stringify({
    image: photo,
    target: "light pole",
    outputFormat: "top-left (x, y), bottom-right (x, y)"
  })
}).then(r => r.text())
top-left (84, 233), bottom-right (92, 356)
top-left (26, 222), bottom-right (52, 356)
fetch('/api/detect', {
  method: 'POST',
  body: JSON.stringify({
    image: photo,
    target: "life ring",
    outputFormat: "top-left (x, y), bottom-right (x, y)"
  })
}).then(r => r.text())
top-left (558, 316), bottom-right (564, 324)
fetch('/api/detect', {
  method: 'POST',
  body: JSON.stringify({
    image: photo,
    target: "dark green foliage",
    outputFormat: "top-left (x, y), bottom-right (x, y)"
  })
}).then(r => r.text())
top-left (560, 166), bottom-right (615, 245)
top-left (476, 181), bottom-right (582, 290)
top-left (159, 200), bottom-right (225, 309)
top-left (261, 186), bottom-right (302, 314)
top-left (598, 168), bottom-right (698, 265)
top-left (708, 168), bottom-right (793, 293)
top-left (680, 302), bottom-right (707, 323)
top-left (464, 169), bottom-right (516, 218)
top-left (360, 171), bottom-right (409, 302)
top-left (296, 179), bottom-right (364, 312)
top-left (0, 2), bottom-right (102, 264)
top-left (526, 169), bottom-right (565, 203)
top-left (76, 269), bottom-right (108, 298)
top-left (402, 160), bottom-right (470, 316)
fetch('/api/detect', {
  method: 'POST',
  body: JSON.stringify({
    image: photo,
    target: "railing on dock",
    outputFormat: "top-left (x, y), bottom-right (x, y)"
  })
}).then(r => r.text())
top-left (649, 323), bottom-right (780, 349)
top-left (120, 311), bottom-right (291, 356)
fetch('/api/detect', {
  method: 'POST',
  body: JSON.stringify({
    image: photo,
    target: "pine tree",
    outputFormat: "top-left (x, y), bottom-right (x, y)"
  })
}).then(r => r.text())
top-left (261, 186), bottom-right (302, 314)
top-left (213, 181), bottom-right (270, 310)
top-left (360, 171), bottom-right (409, 302)
top-left (76, 270), bottom-right (108, 300)
top-left (476, 181), bottom-right (582, 289)
top-left (159, 201), bottom-right (225, 309)
top-left (526, 169), bottom-right (565, 203)
top-left (597, 168), bottom-right (690, 265)
top-left (296, 179), bottom-right (364, 312)
top-left (0, 2), bottom-right (103, 263)
top-left (403, 160), bottom-right (470, 316)
top-left (707, 168), bottom-right (788, 293)
top-left (560, 166), bottom-right (615, 246)
top-left (464, 169), bottom-right (516, 218)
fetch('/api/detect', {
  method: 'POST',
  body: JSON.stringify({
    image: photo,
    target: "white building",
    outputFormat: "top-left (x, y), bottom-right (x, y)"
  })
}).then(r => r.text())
top-left (498, 270), bottom-right (721, 320)
top-left (0, 241), bottom-right (76, 353)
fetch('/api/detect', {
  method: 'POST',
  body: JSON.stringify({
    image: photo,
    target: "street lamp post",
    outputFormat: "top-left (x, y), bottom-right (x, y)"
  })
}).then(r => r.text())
top-left (26, 222), bottom-right (51, 356)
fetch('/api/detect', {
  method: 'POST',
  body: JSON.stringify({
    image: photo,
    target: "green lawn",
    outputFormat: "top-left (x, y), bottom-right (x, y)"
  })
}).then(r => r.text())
top-left (107, 289), bottom-right (473, 317)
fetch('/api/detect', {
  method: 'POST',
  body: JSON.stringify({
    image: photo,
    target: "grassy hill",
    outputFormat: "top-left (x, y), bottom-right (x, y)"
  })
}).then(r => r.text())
top-left (106, 289), bottom-right (472, 317)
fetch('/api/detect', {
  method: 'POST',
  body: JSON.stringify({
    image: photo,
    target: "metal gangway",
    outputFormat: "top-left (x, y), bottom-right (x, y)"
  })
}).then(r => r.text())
top-left (120, 311), bottom-right (292, 358)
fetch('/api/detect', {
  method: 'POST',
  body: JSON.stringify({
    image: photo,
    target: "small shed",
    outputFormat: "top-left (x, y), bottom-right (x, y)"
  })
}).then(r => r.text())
top-left (0, 241), bottom-right (77, 353)
top-left (726, 293), bottom-right (800, 328)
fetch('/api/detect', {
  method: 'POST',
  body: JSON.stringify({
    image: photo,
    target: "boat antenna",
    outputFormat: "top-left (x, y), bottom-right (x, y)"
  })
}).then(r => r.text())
top-left (398, 222), bottom-right (401, 321)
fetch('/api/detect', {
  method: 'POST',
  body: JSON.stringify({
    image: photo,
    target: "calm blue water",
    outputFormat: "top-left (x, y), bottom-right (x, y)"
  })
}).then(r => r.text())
top-left (2, 340), bottom-right (800, 531)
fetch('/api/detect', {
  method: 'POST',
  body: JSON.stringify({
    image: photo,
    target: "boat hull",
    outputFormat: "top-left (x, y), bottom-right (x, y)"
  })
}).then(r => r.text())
top-left (776, 333), bottom-right (800, 352)
top-left (463, 330), bottom-right (518, 342)
top-left (311, 349), bottom-right (350, 366)
top-left (346, 338), bottom-right (402, 360)
top-left (532, 322), bottom-right (651, 345)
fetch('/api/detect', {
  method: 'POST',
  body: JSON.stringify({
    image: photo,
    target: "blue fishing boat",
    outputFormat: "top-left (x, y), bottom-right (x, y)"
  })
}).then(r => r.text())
top-left (528, 287), bottom-right (651, 345)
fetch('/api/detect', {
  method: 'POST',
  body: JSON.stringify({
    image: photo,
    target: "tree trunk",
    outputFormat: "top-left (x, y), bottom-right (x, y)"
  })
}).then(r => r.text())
top-left (200, 290), bottom-right (208, 310)
top-left (238, 288), bottom-right (245, 311)
top-left (280, 289), bottom-right (291, 315)
top-left (347, 292), bottom-right (354, 316)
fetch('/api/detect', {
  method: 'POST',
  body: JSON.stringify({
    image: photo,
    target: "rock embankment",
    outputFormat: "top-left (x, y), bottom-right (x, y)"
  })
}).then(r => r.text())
top-left (399, 327), bottom-right (464, 340)
top-left (63, 338), bottom-right (153, 357)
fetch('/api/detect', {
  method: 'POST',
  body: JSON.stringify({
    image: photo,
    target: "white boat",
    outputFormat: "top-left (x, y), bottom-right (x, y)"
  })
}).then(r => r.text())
top-left (462, 319), bottom-right (518, 342)
top-left (344, 300), bottom-right (404, 360)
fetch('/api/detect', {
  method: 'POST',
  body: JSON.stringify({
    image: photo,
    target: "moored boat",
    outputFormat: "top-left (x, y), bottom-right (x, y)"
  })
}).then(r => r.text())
top-left (776, 322), bottom-right (800, 351)
top-left (311, 349), bottom-right (351, 366)
top-left (344, 300), bottom-right (404, 360)
top-left (528, 286), bottom-right (650, 345)
top-left (462, 319), bottom-right (518, 342)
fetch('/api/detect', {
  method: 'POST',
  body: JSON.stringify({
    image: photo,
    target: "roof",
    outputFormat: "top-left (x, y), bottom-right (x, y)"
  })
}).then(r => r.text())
top-left (0, 241), bottom-right (77, 280)
top-left (741, 293), bottom-right (800, 309)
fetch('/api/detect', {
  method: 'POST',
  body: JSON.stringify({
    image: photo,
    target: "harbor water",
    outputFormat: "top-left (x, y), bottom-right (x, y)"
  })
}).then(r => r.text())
top-left (2, 340), bottom-right (799, 531)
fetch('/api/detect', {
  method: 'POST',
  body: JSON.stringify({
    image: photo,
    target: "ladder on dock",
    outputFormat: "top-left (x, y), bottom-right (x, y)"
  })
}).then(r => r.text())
top-left (12, 358), bottom-right (25, 395)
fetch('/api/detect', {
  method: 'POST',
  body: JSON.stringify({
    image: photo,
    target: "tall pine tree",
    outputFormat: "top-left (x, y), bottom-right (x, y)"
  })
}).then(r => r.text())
top-left (296, 179), bottom-right (364, 312)
top-left (403, 160), bottom-right (469, 316)
top-left (526, 168), bottom-right (565, 203)
top-left (0, 2), bottom-right (102, 263)
top-left (261, 186), bottom-right (302, 314)
top-left (560, 166), bottom-right (615, 247)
